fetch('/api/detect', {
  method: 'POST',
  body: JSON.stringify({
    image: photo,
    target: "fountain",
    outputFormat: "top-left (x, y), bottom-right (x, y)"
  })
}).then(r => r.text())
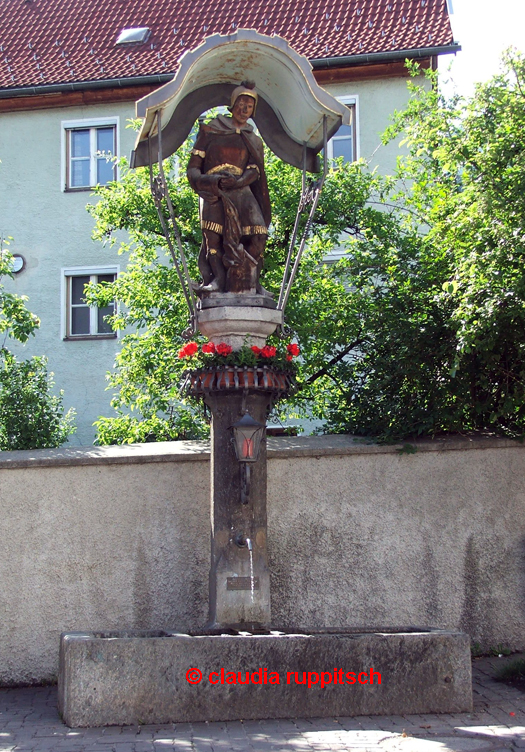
top-left (58, 30), bottom-right (473, 727)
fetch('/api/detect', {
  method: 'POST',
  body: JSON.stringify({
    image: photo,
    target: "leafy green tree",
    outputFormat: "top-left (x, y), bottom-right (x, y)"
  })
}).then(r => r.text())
top-left (0, 351), bottom-right (75, 450)
top-left (87, 131), bottom-right (388, 443)
top-left (322, 52), bottom-right (525, 439)
top-left (0, 242), bottom-right (40, 344)
top-left (90, 54), bottom-right (525, 443)
top-left (0, 241), bottom-right (76, 449)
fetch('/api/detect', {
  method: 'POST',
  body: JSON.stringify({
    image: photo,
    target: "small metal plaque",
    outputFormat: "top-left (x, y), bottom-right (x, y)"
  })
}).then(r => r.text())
top-left (227, 577), bottom-right (260, 591)
top-left (201, 293), bottom-right (277, 310)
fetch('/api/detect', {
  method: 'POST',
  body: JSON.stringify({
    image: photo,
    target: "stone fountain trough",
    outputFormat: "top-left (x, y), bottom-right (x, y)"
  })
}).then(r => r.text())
top-left (58, 627), bottom-right (472, 727)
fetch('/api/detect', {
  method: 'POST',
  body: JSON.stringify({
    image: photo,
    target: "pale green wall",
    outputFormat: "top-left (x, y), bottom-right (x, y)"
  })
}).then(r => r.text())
top-left (326, 74), bottom-right (417, 172)
top-left (0, 101), bottom-right (136, 445)
top-left (0, 74), bottom-right (416, 446)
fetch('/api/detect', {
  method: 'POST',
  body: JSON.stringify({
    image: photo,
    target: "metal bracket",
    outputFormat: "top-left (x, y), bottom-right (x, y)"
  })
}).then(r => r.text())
top-left (147, 110), bottom-right (197, 335)
top-left (277, 116), bottom-right (329, 318)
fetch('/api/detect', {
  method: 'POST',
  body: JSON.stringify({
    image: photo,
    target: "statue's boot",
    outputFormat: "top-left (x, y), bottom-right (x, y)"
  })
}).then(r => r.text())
top-left (192, 253), bottom-right (226, 294)
top-left (256, 282), bottom-right (274, 298)
top-left (255, 256), bottom-right (274, 298)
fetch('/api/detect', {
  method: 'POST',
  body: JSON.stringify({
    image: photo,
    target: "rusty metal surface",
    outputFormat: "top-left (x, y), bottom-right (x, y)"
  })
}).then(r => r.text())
top-left (181, 365), bottom-right (295, 399)
top-left (133, 30), bottom-right (351, 171)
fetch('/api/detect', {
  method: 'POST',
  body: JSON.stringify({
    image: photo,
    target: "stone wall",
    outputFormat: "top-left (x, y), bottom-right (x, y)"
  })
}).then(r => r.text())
top-left (1, 435), bottom-right (524, 685)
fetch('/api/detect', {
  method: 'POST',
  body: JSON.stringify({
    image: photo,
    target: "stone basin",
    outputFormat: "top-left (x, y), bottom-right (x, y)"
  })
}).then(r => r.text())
top-left (58, 627), bottom-right (472, 727)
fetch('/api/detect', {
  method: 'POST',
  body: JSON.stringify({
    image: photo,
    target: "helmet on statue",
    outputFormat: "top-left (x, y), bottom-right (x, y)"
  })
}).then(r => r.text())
top-left (229, 80), bottom-right (258, 115)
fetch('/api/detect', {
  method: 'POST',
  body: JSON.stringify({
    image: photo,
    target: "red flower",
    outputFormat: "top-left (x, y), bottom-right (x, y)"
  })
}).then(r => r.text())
top-left (286, 354), bottom-right (293, 362)
top-left (251, 346), bottom-right (261, 356)
top-left (178, 341), bottom-right (198, 358)
top-left (216, 342), bottom-right (233, 356)
top-left (287, 343), bottom-right (300, 357)
top-left (261, 345), bottom-right (277, 358)
top-left (202, 342), bottom-right (216, 354)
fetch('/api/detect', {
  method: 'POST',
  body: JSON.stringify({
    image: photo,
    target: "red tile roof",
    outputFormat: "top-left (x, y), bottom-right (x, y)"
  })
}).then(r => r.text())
top-left (0, 0), bottom-right (456, 91)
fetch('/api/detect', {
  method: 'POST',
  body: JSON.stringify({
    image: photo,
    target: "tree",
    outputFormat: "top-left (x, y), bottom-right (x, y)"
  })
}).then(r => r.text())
top-left (321, 52), bottom-right (525, 439)
top-left (90, 54), bottom-right (525, 443)
top-left (0, 351), bottom-right (75, 450)
top-left (0, 240), bottom-right (75, 449)
top-left (87, 125), bottom-right (391, 443)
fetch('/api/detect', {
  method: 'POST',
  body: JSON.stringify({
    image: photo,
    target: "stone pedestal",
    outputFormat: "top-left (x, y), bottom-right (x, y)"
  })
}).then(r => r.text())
top-left (185, 366), bottom-right (294, 629)
top-left (196, 305), bottom-right (283, 349)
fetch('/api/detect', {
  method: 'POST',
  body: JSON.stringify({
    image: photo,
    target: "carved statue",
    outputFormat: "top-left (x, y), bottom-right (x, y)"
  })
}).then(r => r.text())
top-left (187, 81), bottom-right (272, 296)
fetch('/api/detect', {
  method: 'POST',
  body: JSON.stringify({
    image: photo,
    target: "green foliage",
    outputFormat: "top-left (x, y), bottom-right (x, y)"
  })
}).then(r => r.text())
top-left (0, 240), bottom-right (75, 450)
top-left (494, 657), bottom-right (525, 683)
top-left (87, 126), bottom-right (387, 442)
top-left (0, 350), bottom-right (75, 450)
top-left (0, 241), bottom-right (40, 343)
top-left (471, 641), bottom-right (484, 658)
top-left (322, 52), bottom-right (525, 440)
top-left (94, 409), bottom-right (206, 445)
top-left (90, 55), bottom-right (525, 443)
top-left (490, 643), bottom-right (512, 657)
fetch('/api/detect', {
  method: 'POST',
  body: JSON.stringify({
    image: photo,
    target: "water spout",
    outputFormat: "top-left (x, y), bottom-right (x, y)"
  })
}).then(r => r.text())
top-left (235, 533), bottom-right (252, 550)
top-left (234, 535), bottom-right (255, 602)
top-left (247, 539), bottom-right (255, 602)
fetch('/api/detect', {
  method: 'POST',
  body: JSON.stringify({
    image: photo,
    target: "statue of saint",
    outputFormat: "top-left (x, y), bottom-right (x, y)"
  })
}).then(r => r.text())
top-left (187, 81), bottom-right (271, 296)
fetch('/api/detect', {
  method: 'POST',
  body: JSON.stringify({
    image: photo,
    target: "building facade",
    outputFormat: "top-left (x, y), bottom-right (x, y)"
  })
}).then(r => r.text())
top-left (0, 0), bottom-right (458, 444)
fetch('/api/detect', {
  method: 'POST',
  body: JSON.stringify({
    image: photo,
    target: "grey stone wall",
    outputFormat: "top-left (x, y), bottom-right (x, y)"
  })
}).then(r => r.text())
top-left (0, 435), bottom-right (523, 685)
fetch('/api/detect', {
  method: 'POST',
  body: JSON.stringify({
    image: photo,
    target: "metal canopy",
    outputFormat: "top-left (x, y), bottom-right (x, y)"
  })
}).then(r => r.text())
top-left (132, 29), bottom-right (351, 173)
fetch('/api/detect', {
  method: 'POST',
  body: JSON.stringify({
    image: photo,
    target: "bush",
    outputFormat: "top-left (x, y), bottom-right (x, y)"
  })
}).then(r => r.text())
top-left (0, 351), bottom-right (75, 450)
top-left (93, 410), bottom-right (207, 445)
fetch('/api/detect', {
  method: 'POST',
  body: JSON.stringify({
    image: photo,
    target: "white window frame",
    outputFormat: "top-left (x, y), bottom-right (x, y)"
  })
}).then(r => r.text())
top-left (61, 117), bottom-right (120, 192)
top-left (327, 95), bottom-right (360, 164)
top-left (61, 265), bottom-right (119, 340)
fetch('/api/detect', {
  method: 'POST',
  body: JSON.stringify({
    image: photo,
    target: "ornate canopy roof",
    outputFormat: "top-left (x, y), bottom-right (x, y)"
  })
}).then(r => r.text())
top-left (132, 30), bottom-right (352, 173)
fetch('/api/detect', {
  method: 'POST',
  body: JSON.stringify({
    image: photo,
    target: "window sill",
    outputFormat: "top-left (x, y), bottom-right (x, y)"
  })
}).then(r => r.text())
top-left (63, 334), bottom-right (117, 341)
top-left (64, 185), bottom-right (111, 193)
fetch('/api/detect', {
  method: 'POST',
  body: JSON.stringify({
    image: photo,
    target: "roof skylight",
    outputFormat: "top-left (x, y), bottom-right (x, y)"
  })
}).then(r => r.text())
top-left (116, 27), bottom-right (150, 46)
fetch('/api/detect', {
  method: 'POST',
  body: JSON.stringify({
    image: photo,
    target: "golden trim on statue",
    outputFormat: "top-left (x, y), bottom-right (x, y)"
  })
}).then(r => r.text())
top-left (206, 164), bottom-right (244, 176)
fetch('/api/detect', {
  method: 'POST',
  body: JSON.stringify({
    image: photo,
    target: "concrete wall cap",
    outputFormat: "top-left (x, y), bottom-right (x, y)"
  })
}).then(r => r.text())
top-left (0, 433), bottom-right (520, 470)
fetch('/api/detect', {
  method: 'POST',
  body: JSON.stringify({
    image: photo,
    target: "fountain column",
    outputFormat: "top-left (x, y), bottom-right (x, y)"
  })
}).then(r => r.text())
top-left (186, 298), bottom-right (289, 629)
top-left (204, 389), bottom-right (273, 628)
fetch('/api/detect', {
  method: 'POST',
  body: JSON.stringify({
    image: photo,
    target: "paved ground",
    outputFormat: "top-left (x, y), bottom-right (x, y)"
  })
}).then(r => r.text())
top-left (1, 655), bottom-right (524, 752)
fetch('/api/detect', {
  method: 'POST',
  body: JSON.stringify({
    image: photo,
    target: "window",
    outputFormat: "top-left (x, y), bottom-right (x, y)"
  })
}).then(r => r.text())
top-left (62, 267), bottom-right (118, 340)
top-left (327, 97), bottom-right (358, 164)
top-left (62, 118), bottom-right (119, 191)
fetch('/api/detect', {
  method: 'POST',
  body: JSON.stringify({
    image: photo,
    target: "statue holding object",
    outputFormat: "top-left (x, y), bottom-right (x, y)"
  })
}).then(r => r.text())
top-left (187, 81), bottom-right (272, 296)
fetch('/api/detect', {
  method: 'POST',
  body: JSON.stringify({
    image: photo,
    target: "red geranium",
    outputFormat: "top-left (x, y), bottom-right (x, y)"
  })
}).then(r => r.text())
top-left (178, 341), bottom-right (199, 358)
top-left (216, 342), bottom-right (233, 356)
top-left (202, 342), bottom-right (216, 354)
top-left (260, 345), bottom-right (277, 358)
top-left (251, 346), bottom-right (261, 356)
top-left (287, 343), bottom-right (300, 357)
top-left (286, 354), bottom-right (293, 362)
